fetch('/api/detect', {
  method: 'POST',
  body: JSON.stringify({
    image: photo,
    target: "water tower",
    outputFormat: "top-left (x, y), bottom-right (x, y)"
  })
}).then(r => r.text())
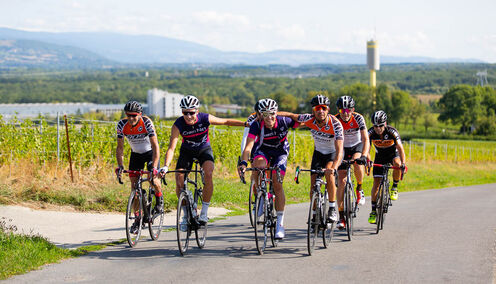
top-left (367, 39), bottom-right (380, 87)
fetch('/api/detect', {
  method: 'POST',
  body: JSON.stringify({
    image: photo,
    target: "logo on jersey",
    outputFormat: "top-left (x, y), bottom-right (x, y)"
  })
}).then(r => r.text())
top-left (384, 134), bottom-right (389, 139)
top-left (350, 122), bottom-right (354, 127)
top-left (325, 125), bottom-right (330, 131)
top-left (138, 126), bottom-right (143, 132)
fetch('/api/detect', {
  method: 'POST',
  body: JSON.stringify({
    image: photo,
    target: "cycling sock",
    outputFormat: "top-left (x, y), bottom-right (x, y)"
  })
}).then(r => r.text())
top-left (393, 181), bottom-right (399, 189)
top-left (201, 202), bottom-right (210, 216)
top-left (371, 202), bottom-right (377, 211)
top-left (277, 211), bottom-right (284, 226)
top-left (329, 201), bottom-right (336, 208)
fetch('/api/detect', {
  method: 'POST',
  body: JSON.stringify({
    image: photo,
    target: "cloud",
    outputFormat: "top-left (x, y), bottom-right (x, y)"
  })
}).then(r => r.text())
top-left (192, 11), bottom-right (250, 27)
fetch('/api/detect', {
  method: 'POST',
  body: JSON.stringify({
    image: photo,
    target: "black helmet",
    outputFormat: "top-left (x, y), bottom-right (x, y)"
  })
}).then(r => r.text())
top-left (124, 100), bottom-right (142, 113)
top-left (311, 94), bottom-right (330, 107)
top-left (179, 95), bottom-right (200, 109)
top-left (254, 100), bottom-right (261, 112)
top-left (336, 96), bottom-right (355, 109)
top-left (371, 110), bottom-right (387, 125)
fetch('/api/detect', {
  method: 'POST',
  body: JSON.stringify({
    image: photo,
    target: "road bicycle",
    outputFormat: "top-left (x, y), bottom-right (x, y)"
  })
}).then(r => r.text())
top-left (240, 166), bottom-right (280, 255)
top-left (164, 159), bottom-right (207, 256)
top-left (295, 166), bottom-right (334, 255)
top-left (117, 170), bottom-right (165, 248)
top-left (239, 156), bottom-right (256, 228)
top-left (372, 163), bottom-right (407, 234)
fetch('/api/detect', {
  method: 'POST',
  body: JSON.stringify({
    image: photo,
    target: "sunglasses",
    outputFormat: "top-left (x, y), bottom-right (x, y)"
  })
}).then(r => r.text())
top-left (126, 113), bottom-right (139, 118)
top-left (339, 108), bottom-right (352, 114)
top-left (182, 111), bottom-right (196, 116)
top-left (262, 112), bottom-right (276, 118)
top-left (373, 124), bottom-right (385, 127)
top-left (313, 105), bottom-right (328, 112)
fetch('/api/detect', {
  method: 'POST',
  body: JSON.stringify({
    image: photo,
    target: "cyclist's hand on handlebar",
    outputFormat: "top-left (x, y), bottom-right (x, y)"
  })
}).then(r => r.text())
top-left (356, 155), bottom-right (367, 165)
top-left (324, 168), bottom-right (336, 176)
top-left (115, 165), bottom-right (124, 177)
top-left (238, 160), bottom-right (248, 174)
top-left (158, 166), bottom-right (168, 178)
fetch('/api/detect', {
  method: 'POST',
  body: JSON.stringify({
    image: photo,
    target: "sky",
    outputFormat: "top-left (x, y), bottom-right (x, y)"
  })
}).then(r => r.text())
top-left (1, 0), bottom-right (495, 62)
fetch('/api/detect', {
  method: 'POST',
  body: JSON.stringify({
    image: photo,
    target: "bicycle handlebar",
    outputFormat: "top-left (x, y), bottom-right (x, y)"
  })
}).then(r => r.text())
top-left (239, 167), bottom-right (281, 185)
top-left (294, 166), bottom-right (335, 184)
top-left (372, 163), bottom-right (408, 180)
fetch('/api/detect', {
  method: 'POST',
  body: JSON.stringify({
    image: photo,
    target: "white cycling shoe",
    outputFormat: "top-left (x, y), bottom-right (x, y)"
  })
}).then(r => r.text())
top-left (198, 214), bottom-right (209, 224)
top-left (275, 224), bottom-right (285, 239)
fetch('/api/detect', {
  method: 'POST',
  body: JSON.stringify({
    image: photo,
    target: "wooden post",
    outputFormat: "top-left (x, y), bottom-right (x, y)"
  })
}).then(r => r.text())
top-left (64, 115), bottom-right (74, 183)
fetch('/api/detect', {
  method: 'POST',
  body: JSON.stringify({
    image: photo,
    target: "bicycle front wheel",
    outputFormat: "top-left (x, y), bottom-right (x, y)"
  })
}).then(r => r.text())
top-left (176, 193), bottom-right (191, 256)
top-left (322, 192), bottom-right (334, 248)
top-left (195, 197), bottom-right (208, 249)
top-left (254, 191), bottom-right (268, 255)
top-left (148, 194), bottom-right (164, 241)
top-left (125, 189), bottom-right (143, 247)
top-left (248, 179), bottom-right (256, 228)
top-left (376, 183), bottom-right (384, 234)
top-left (345, 183), bottom-right (352, 241)
top-left (307, 192), bottom-right (319, 255)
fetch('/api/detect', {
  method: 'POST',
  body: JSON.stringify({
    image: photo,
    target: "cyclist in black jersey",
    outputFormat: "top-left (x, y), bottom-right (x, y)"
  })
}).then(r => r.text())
top-left (367, 110), bottom-right (407, 224)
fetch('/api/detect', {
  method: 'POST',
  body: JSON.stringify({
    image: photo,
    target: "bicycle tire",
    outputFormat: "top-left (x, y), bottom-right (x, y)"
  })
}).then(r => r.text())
top-left (176, 192), bottom-right (191, 256)
top-left (125, 189), bottom-right (143, 248)
top-left (345, 182), bottom-right (352, 241)
top-left (376, 183), bottom-right (384, 234)
top-left (254, 191), bottom-right (267, 255)
top-left (148, 193), bottom-right (164, 241)
top-left (248, 179), bottom-right (256, 228)
top-left (307, 192), bottom-right (319, 255)
top-left (381, 182), bottom-right (390, 230)
top-left (269, 198), bottom-right (279, 248)
top-left (195, 195), bottom-right (207, 249)
top-left (349, 183), bottom-right (356, 237)
top-left (322, 192), bottom-right (334, 248)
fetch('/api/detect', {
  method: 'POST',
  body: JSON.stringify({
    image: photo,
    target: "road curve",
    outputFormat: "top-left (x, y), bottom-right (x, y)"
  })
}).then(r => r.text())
top-left (7, 184), bottom-right (496, 283)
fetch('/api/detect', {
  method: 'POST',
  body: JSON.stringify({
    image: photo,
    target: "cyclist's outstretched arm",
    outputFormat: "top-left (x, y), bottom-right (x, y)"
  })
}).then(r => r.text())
top-left (163, 125), bottom-right (180, 169)
top-left (150, 135), bottom-right (160, 169)
top-left (277, 111), bottom-right (299, 121)
top-left (208, 114), bottom-right (245, 127)
top-left (116, 137), bottom-right (125, 168)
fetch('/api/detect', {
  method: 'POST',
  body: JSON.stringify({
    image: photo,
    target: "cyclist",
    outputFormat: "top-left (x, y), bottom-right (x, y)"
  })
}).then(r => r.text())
top-left (115, 100), bottom-right (163, 233)
top-left (367, 110), bottom-right (407, 224)
top-left (278, 94), bottom-right (344, 224)
top-left (240, 100), bottom-right (261, 156)
top-left (335, 96), bottom-right (369, 230)
top-left (160, 95), bottom-right (245, 225)
top-left (239, 98), bottom-right (301, 239)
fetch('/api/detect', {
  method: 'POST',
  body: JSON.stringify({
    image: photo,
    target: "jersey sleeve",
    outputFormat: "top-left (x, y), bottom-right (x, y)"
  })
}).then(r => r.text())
top-left (367, 128), bottom-right (374, 143)
top-left (248, 121), bottom-right (260, 140)
top-left (285, 116), bottom-right (300, 128)
top-left (389, 127), bottom-right (402, 144)
top-left (331, 116), bottom-right (344, 140)
top-left (143, 116), bottom-right (156, 137)
top-left (116, 119), bottom-right (126, 139)
top-left (355, 113), bottom-right (366, 130)
top-left (297, 113), bottom-right (313, 123)
top-left (246, 113), bottom-right (257, 126)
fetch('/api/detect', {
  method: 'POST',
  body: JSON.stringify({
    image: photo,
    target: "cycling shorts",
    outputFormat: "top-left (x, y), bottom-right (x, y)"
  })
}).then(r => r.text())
top-left (252, 148), bottom-right (288, 176)
top-left (338, 143), bottom-right (364, 170)
top-left (176, 146), bottom-right (215, 171)
top-left (129, 150), bottom-right (154, 177)
top-left (311, 150), bottom-right (337, 170)
top-left (373, 150), bottom-right (400, 177)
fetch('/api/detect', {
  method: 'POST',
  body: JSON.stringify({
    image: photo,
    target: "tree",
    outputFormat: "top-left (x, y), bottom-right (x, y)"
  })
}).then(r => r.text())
top-left (270, 91), bottom-right (298, 112)
top-left (389, 90), bottom-right (411, 127)
top-left (438, 85), bottom-right (483, 133)
top-left (423, 113), bottom-right (436, 132)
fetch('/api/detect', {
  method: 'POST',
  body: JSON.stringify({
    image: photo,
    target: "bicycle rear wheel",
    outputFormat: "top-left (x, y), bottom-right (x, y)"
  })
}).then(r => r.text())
top-left (148, 194), bottom-right (164, 241)
top-left (345, 183), bottom-right (352, 241)
top-left (376, 183), bottom-right (384, 234)
top-left (322, 193), bottom-right (334, 248)
top-left (254, 191), bottom-right (267, 255)
top-left (125, 189), bottom-right (143, 247)
top-left (307, 192), bottom-right (319, 255)
top-left (248, 179), bottom-right (256, 228)
top-left (176, 193), bottom-right (191, 256)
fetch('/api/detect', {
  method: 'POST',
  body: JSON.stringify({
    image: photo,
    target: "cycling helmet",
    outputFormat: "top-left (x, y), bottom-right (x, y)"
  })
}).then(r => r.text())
top-left (310, 94), bottom-right (330, 107)
top-left (124, 100), bottom-right (143, 113)
top-left (336, 96), bottom-right (355, 109)
top-left (258, 98), bottom-right (278, 113)
top-left (179, 95), bottom-right (200, 109)
top-left (371, 110), bottom-right (388, 125)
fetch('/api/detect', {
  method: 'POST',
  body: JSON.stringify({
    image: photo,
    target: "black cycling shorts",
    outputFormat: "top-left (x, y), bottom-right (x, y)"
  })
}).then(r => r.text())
top-left (373, 150), bottom-right (400, 177)
top-left (176, 146), bottom-right (215, 171)
top-left (311, 150), bottom-right (336, 170)
top-left (129, 150), bottom-right (154, 171)
top-left (338, 143), bottom-right (364, 170)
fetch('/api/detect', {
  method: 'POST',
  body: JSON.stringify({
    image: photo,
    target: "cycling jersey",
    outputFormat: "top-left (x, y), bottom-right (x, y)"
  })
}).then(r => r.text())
top-left (336, 112), bottom-right (366, 148)
top-left (297, 114), bottom-right (344, 155)
top-left (174, 112), bottom-right (211, 151)
top-left (116, 116), bottom-right (156, 154)
top-left (368, 125), bottom-right (402, 156)
top-left (248, 116), bottom-right (299, 153)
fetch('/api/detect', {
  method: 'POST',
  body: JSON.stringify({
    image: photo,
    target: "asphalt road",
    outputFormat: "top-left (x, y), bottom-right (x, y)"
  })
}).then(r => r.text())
top-left (7, 184), bottom-right (496, 283)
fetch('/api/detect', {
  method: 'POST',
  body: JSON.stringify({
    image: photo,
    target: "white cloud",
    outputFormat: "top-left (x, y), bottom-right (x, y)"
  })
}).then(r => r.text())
top-left (192, 11), bottom-right (250, 27)
top-left (276, 24), bottom-right (305, 40)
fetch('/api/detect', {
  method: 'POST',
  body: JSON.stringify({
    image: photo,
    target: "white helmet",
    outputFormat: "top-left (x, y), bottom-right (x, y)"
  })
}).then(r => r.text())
top-left (179, 95), bottom-right (200, 109)
top-left (371, 110), bottom-right (388, 125)
top-left (258, 98), bottom-right (278, 113)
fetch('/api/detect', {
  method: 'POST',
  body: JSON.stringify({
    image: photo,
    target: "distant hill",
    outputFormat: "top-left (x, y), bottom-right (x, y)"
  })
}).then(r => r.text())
top-left (0, 39), bottom-right (113, 68)
top-left (0, 27), bottom-right (484, 67)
